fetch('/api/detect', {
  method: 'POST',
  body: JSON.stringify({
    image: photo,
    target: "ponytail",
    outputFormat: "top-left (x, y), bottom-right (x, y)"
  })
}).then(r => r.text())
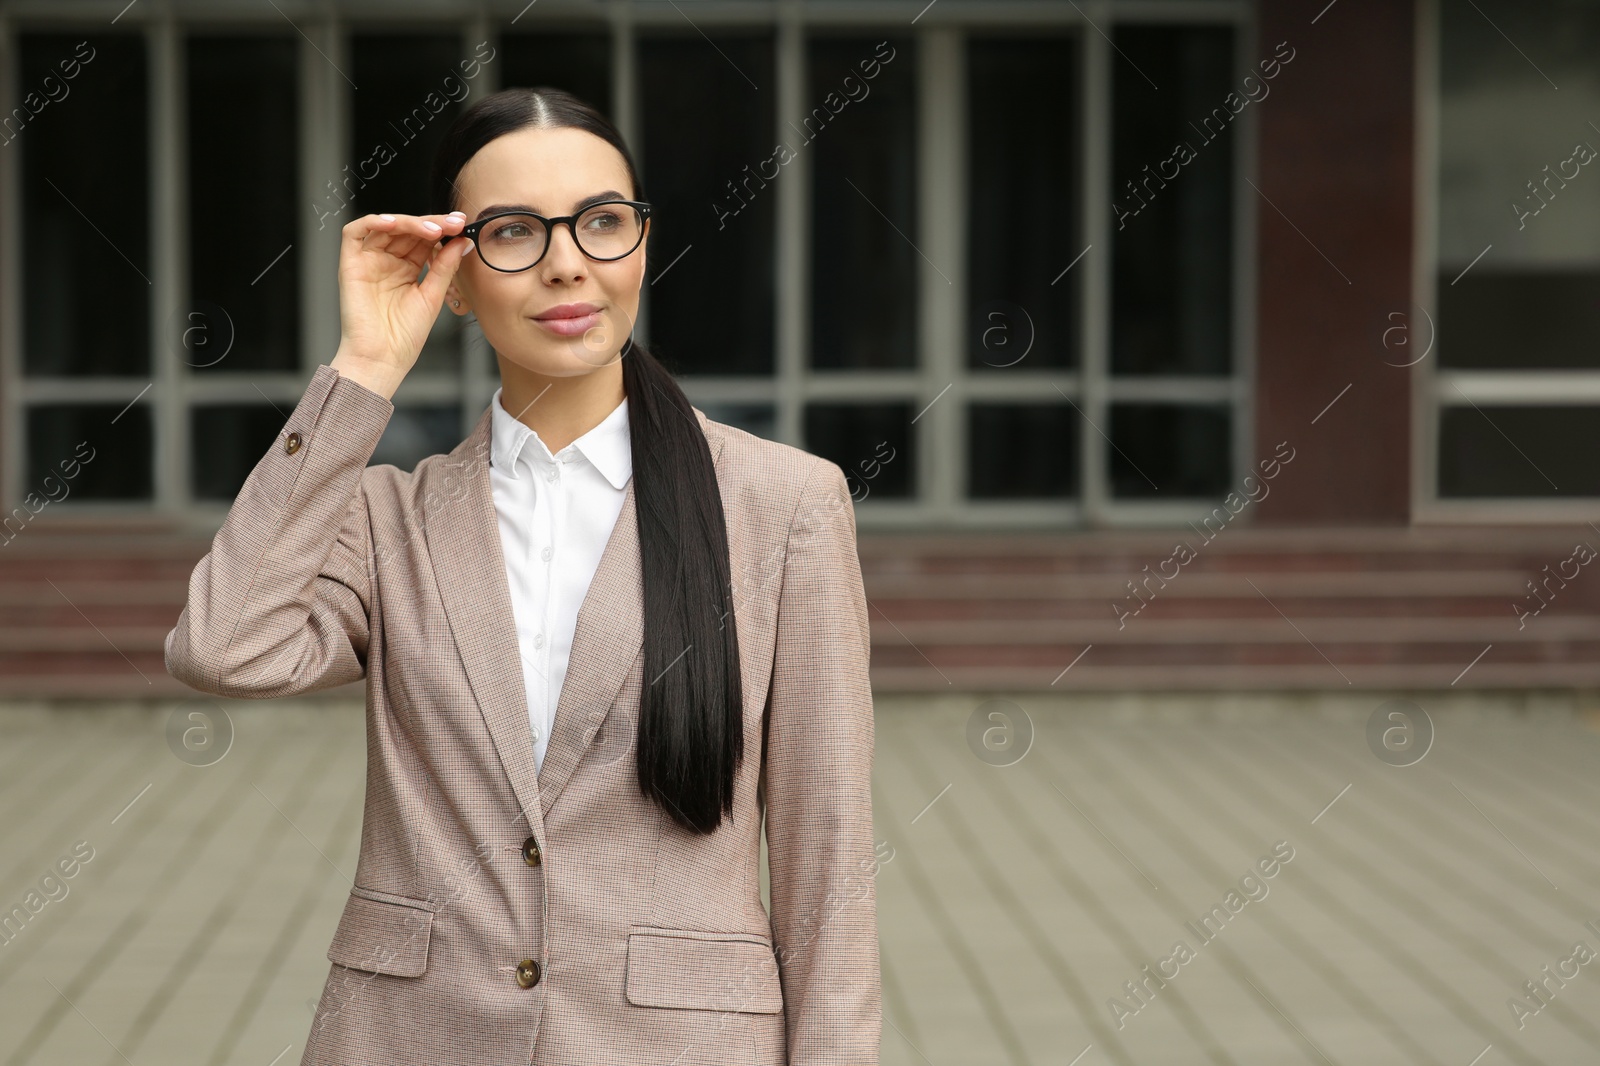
top-left (622, 343), bottom-right (745, 834)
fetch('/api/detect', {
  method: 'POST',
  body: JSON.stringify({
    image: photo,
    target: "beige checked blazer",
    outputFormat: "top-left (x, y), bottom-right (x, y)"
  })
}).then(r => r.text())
top-left (164, 363), bottom-right (880, 1065)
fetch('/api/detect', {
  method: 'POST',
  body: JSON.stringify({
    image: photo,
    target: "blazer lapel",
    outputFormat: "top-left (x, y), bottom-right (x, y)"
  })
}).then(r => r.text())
top-left (427, 399), bottom-right (725, 826)
top-left (425, 407), bottom-right (547, 832)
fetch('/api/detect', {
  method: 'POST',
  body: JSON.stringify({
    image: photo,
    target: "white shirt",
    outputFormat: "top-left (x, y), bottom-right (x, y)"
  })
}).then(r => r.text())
top-left (488, 387), bottom-right (632, 775)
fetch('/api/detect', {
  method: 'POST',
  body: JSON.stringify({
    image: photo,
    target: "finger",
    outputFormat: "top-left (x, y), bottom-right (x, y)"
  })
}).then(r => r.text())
top-left (343, 212), bottom-right (401, 244)
top-left (424, 211), bottom-right (469, 230)
top-left (404, 214), bottom-right (468, 268)
top-left (412, 213), bottom-right (466, 240)
top-left (419, 235), bottom-right (476, 306)
top-left (407, 212), bottom-right (468, 245)
top-left (348, 212), bottom-right (464, 253)
top-left (344, 214), bottom-right (426, 262)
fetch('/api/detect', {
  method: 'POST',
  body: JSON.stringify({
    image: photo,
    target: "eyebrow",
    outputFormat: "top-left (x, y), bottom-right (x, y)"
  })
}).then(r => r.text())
top-left (473, 190), bottom-right (629, 221)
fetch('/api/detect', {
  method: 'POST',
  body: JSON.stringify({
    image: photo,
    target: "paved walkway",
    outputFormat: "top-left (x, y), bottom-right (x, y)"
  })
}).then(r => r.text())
top-left (0, 690), bottom-right (1596, 1065)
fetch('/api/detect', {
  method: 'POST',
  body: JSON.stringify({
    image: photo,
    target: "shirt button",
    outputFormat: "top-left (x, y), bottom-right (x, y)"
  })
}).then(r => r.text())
top-left (534, 633), bottom-right (545, 649)
top-left (516, 959), bottom-right (541, 988)
top-left (284, 432), bottom-right (302, 455)
top-left (541, 546), bottom-right (553, 562)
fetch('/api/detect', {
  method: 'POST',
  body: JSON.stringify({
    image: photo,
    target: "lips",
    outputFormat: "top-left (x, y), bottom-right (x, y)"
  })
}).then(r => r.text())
top-left (534, 302), bottom-right (602, 321)
top-left (531, 303), bottom-right (604, 338)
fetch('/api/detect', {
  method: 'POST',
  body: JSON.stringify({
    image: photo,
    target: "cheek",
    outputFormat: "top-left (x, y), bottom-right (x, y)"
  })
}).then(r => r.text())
top-left (602, 263), bottom-right (646, 327)
top-left (465, 265), bottom-right (523, 312)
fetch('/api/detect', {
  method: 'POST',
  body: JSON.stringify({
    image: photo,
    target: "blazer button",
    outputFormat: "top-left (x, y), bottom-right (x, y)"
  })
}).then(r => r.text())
top-left (285, 432), bottom-right (302, 455)
top-left (521, 835), bottom-right (542, 867)
top-left (515, 959), bottom-right (541, 988)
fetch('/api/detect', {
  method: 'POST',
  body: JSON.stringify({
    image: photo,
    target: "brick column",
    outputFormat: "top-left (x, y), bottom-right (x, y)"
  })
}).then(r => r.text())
top-left (1252, 0), bottom-right (1417, 525)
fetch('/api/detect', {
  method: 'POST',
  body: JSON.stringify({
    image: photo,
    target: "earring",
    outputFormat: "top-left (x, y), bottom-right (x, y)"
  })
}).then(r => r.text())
top-left (452, 300), bottom-right (460, 308)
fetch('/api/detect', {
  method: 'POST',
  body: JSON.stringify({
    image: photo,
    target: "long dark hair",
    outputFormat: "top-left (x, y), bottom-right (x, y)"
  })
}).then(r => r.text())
top-left (430, 87), bottom-right (744, 835)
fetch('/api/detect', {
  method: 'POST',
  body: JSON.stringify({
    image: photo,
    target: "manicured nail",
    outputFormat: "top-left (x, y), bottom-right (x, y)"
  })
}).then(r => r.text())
top-left (423, 220), bottom-right (441, 232)
top-left (379, 213), bottom-right (395, 221)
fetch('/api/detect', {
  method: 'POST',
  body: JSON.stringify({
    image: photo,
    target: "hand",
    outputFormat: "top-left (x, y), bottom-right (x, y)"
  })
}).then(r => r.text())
top-left (330, 211), bottom-right (476, 399)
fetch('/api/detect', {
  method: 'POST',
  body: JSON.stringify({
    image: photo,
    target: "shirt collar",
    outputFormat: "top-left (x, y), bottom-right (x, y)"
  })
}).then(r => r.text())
top-left (489, 387), bottom-right (632, 490)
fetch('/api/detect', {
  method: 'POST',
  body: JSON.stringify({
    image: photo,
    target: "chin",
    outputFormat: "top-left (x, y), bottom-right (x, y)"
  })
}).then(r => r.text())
top-left (500, 345), bottom-right (621, 378)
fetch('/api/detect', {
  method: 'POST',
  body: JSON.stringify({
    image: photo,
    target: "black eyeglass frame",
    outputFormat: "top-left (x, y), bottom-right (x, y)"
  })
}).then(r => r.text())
top-left (458, 200), bottom-right (654, 273)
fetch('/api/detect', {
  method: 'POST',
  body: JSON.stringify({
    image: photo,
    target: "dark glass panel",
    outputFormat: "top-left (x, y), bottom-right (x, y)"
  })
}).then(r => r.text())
top-left (1110, 26), bottom-right (1233, 376)
top-left (804, 401), bottom-right (912, 501)
top-left (347, 34), bottom-right (468, 217)
top-left (26, 403), bottom-right (153, 500)
top-left (1439, 271), bottom-right (1600, 369)
top-left (1439, 405), bottom-right (1600, 497)
top-left (20, 35), bottom-right (149, 377)
top-left (639, 32), bottom-right (776, 375)
top-left (191, 405), bottom-right (283, 500)
top-left (967, 35), bottom-right (1079, 371)
top-left (967, 402), bottom-right (1076, 499)
top-left (188, 36), bottom-right (300, 373)
top-left (498, 31), bottom-right (612, 116)
top-left (1437, 0), bottom-right (1600, 369)
top-left (808, 35), bottom-right (916, 371)
top-left (1108, 402), bottom-right (1230, 498)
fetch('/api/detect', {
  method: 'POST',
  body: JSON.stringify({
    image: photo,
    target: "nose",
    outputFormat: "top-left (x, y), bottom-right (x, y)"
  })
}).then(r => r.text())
top-left (538, 219), bottom-right (587, 282)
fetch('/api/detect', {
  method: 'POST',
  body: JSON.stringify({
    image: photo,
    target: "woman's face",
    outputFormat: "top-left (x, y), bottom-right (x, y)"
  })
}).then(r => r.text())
top-left (445, 125), bottom-right (648, 376)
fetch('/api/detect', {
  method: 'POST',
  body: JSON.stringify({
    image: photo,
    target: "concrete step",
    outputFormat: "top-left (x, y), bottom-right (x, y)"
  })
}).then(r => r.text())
top-left (3, 521), bottom-right (1596, 697)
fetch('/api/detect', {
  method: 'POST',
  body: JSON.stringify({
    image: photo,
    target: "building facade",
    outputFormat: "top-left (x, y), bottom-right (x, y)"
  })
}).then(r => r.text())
top-left (4, 0), bottom-right (1598, 695)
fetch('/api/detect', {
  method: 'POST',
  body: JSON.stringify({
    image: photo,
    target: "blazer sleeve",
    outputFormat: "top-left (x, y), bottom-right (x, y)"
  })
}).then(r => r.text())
top-left (165, 363), bottom-right (395, 699)
top-left (763, 456), bottom-right (881, 1064)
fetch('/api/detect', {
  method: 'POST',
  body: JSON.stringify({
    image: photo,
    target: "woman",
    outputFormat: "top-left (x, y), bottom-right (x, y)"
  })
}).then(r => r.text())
top-left (165, 87), bottom-right (881, 1066)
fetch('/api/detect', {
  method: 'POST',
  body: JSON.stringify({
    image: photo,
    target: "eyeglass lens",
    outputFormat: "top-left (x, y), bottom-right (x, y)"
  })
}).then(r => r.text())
top-left (477, 204), bottom-right (644, 270)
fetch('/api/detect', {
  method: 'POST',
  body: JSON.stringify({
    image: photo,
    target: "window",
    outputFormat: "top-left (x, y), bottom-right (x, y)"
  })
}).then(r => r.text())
top-left (967, 35), bottom-right (1078, 373)
top-left (22, 34), bottom-right (148, 380)
top-left (1108, 25), bottom-right (1236, 504)
top-left (2, 4), bottom-right (1248, 528)
top-left (188, 35), bottom-right (300, 376)
top-left (17, 33), bottom-right (151, 503)
top-left (639, 30), bottom-right (777, 377)
top-left (1429, 0), bottom-right (1600, 510)
top-left (968, 403), bottom-right (1077, 499)
top-left (808, 401), bottom-right (914, 501)
top-left (808, 34), bottom-right (918, 372)
top-left (190, 405), bottom-right (284, 501)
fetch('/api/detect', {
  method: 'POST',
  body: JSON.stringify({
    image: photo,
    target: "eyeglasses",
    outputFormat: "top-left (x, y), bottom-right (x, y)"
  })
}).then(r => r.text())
top-left (459, 200), bottom-right (653, 273)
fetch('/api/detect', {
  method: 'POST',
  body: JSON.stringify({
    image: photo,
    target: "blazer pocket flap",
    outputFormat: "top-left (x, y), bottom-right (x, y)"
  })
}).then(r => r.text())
top-left (625, 927), bottom-right (783, 1013)
top-left (326, 892), bottom-right (434, 977)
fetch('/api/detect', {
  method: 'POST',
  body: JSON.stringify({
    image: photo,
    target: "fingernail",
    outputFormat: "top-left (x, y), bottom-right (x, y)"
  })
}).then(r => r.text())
top-left (423, 220), bottom-right (441, 232)
top-left (380, 213), bottom-right (395, 221)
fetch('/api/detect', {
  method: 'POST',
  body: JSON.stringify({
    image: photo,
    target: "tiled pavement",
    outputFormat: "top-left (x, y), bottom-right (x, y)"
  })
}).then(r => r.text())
top-left (1, 690), bottom-right (1597, 1065)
